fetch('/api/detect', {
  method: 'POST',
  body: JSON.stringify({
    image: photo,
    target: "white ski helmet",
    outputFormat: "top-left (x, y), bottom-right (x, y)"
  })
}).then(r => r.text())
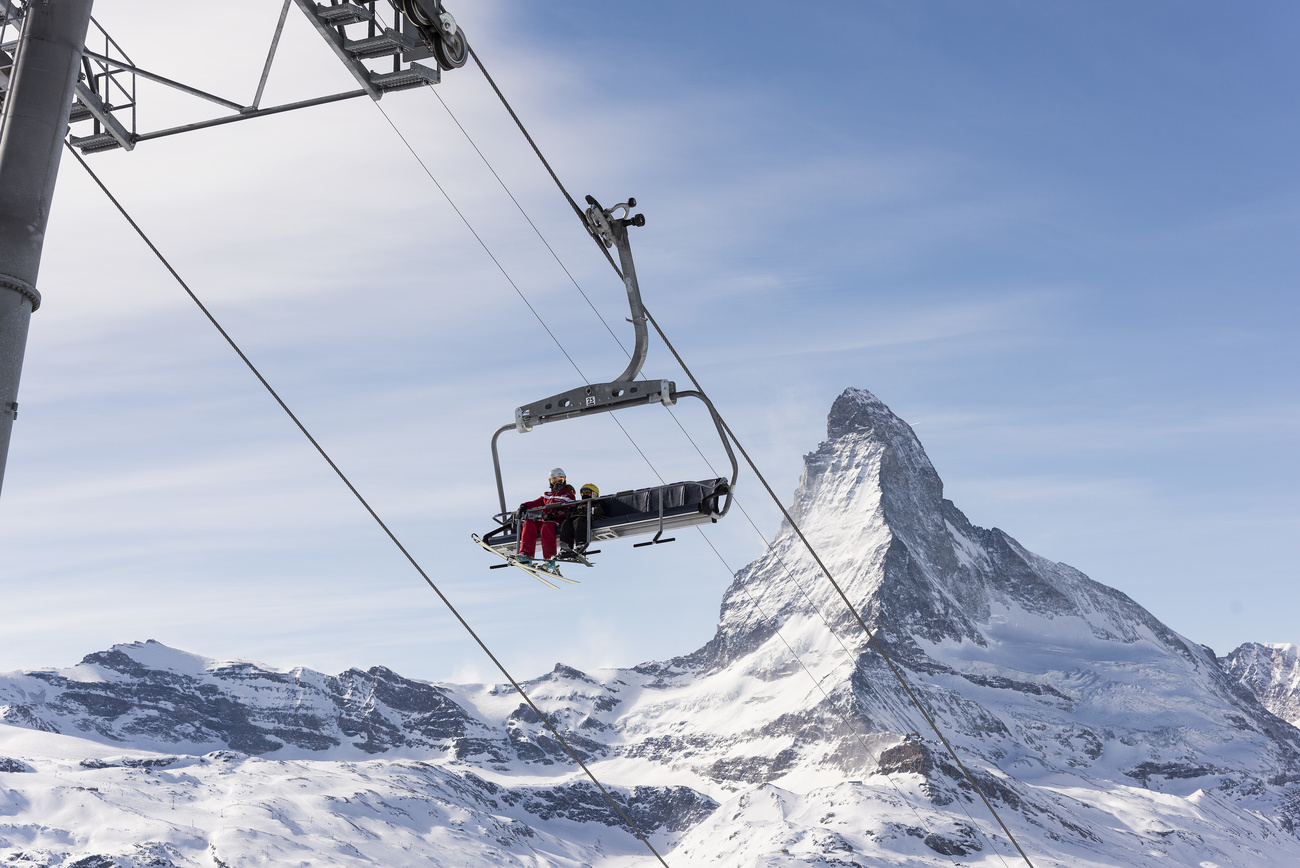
top-left (549, 467), bottom-right (566, 482)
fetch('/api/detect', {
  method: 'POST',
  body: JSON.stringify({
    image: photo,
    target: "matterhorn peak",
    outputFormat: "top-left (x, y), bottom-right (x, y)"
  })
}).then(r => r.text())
top-left (778, 388), bottom-right (948, 585)
top-left (701, 388), bottom-right (969, 664)
top-left (709, 387), bottom-right (1207, 662)
top-left (826, 387), bottom-right (918, 444)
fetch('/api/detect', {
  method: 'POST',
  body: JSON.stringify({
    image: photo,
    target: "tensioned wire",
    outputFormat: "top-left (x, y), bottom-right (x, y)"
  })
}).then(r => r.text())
top-left (391, 13), bottom-right (1028, 858)
top-left (462, 38), bottom-right (1038, 868)
top-left (63, 142), bottom-right (671, 868)
top-left (366, 29), bottom-right (970, 847)
top-left (416, 66), bottom-right (1024, 852)
top-left (74, 118), bottom-right (965, 866)
top-left (415, 75), bottom-right (1008, 864)
top-left (60, 10), bottom-right (1026, 865)
top-left (424, 85), bottom-right (628, 357)
top-left (372, 99), bottom-right (673, 514)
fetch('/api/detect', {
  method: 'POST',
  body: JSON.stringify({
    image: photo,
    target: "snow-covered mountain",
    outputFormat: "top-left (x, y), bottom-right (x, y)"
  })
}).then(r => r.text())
top-left (3, 387), bottom-right (1299, 867)
top-left (1222, 642), bottom-right (1300, 729)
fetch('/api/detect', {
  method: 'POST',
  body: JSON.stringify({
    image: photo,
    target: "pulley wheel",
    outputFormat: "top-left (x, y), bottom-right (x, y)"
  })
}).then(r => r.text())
top-left (433, 27), bottom-right (468, 69)
top-left (400, 0), bottom-right (434, 27)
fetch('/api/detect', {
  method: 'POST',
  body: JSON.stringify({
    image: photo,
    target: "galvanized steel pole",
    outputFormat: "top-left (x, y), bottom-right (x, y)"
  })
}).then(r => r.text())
top-left (0, 0), bottom-right (94, 495)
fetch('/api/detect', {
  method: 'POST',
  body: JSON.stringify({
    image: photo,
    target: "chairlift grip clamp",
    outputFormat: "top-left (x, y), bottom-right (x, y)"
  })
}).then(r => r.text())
top-left (584, 195), bottom-right (644, 248)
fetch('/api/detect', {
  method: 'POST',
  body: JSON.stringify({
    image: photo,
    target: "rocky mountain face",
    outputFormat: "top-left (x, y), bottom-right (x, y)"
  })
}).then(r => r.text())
top-left (1222, 642), bottom-right (1300, 728)
top-left (0, 643), bottom-right (478, 756)
top-left (3, 387), bottom-right (1299, 868)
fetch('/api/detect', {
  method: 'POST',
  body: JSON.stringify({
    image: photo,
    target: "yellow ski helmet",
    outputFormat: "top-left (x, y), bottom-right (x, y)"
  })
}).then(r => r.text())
top-left (580, 483), bottom-right (599, 497)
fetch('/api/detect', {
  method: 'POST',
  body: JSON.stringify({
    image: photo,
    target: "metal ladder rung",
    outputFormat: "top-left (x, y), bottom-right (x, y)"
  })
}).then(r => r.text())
top-left (68, 100), bottom-right (95, 124)
top-left (69, 131), bottom-right (123, 154)
top-left (316, 2), bottom-right (373, 26)
top-left (371, 62), bottom-right (439, 91)
top-left (345, 29), bottom-right (421, 60)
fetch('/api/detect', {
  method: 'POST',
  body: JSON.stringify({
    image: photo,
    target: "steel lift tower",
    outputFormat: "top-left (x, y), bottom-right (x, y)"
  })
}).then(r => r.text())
top-left (0, 0), bottom-right (94, 494)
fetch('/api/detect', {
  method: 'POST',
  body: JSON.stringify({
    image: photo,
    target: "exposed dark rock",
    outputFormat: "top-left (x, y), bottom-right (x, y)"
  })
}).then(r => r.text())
top-left (517, 782), bottom-right (717, 834)
top-left (707, 748), bottom-right (799, 784)
top-left (958, 672), bottom-right (1071, 701)
top-left (67, 857), bottom-right (115, 868)
top-left (79, 756), bottom-right (179, 770)
top-left (0, 703), bottom-right (59, 733)
top-left (0, 756), bottom-right (33, 773)
top-left (924, 830), bottom-right (975, 856)
top-left (1125, 761), bottom-right (1215, 786)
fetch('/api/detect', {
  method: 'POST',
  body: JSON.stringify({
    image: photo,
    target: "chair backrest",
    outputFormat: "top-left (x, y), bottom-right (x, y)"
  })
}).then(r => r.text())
top-left (602, 478), bottom-right (727, 518)
top-left (602, 492), bottom-right (641, 517)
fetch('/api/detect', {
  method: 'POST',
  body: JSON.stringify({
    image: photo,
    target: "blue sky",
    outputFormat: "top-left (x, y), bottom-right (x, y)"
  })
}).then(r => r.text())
top-left (1, 0), bottom-right (1297, 682)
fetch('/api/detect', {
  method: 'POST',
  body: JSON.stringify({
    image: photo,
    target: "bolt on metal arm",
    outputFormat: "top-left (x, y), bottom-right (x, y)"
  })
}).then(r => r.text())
top-left (509, 196), bottom-right (662, 435)
top-left (584, 195), bottom-right (647, 384)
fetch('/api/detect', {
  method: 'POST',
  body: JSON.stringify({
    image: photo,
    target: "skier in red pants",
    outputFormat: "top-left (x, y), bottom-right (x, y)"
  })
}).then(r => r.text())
top-left (516, 468), bottom-right (576, 571)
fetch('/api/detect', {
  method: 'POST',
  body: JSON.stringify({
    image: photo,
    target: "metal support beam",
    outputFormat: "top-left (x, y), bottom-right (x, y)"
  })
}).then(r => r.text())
top-left (252, 0), bottom-right (292, 111)
top-left (583, 196), bottom-right (648, 384)
top-left (81, 49), bottom-right (241, 111)
top-left (72, 81), bottom-right (132, 150)
top-left (610, 220), bottom-right (648, 384)
top-left (515, 378), bottom-right (675, 433)
top-left (132, 89), bottom-right (368, 144)
top-left (292, 0), bottom-right (382, 100)
top-left (0, 0), bottom-right (95, 495)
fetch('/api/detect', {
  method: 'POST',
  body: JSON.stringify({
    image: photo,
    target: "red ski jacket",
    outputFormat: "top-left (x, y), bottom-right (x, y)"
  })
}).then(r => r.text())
top-left (521, 484), bottom-right (576, 521)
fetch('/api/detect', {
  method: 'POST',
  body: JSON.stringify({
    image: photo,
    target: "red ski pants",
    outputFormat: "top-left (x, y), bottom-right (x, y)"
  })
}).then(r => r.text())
top-left (519, 519), bottom-right (558, 559)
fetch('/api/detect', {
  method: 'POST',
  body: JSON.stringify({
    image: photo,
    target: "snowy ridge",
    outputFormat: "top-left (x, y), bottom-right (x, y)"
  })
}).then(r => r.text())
top-left (0, 642), bottom-right (488, 759)
top-left (1222, 642), bottom-right (1300, 728)
top-left (2, 387), bottom-right (1299, 867)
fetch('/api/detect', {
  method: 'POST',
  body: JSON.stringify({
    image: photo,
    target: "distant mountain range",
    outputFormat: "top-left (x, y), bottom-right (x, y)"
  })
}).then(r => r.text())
top-left (1223, 642), bottom-right (1300, 729)
top-left (2, 387), bottom-right (1297, 867)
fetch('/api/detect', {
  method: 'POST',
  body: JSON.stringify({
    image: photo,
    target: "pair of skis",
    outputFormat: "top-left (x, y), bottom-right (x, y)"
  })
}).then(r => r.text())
top-left (471, 533), bottom-right (591, 590)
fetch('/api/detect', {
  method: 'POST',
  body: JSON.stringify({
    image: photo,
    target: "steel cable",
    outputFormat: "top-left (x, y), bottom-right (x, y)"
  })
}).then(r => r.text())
top-left (464, 42), bottom-right (1037, 868)
top-left (427, 50), bottom-right (1006, 864)
top-left (418, 90), bottom-right (948, 784)
top-left (59, 9), bottom-right (1030, 865)
top-left (384, 82), bottom-right (984, 863)
top-left (646, 306), bottom-right (1032, 867)
top-left (65, 141), bottom-right (671, 868)
top-left (466, 41), bottom-right (624, 281)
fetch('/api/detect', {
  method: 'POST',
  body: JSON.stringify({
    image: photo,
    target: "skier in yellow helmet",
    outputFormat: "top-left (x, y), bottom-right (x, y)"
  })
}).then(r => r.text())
top-left (559, 482), bottom-right (603, 555)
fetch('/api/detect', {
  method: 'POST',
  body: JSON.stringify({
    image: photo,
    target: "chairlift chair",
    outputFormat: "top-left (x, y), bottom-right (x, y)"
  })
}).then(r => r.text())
top-left (479, 197), bottom-right (737, 564)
